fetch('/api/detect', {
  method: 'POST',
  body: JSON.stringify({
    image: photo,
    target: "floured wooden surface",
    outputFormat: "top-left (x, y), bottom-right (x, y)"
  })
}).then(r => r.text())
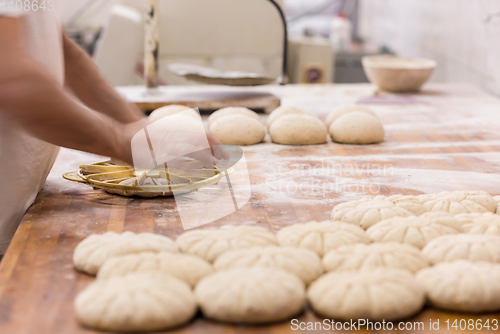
top-left (1, 83), bottom-right (500, 333)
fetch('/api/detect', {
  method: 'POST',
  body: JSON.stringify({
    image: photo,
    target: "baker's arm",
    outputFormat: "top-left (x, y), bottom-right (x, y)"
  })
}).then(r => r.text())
top-left (62, 33), bottom-right (143, 124)
top-left (0, 17), bottom-right (137, 163)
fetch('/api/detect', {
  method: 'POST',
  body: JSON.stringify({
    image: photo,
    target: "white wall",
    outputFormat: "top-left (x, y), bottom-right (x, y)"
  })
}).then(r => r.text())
top-left (359, 0), bottom-right (500, 96)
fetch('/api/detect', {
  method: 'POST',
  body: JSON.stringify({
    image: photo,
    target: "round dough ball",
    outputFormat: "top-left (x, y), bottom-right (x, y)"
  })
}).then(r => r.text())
top-left (73, 232), bottom-right (178, 275)
top-left (366, 212), bottom-right (462, 249)
top-left (323, 242), bottom-right (428, 273)
top-left (270, 114), bottom-right (327, 145)
top-left (308, 269), bottom-right (425, 321)
top-left (266, 106), bottom-right (312, 130)
top-left (97, 251), bottom-right (213, 287)
top-left (494, 195), bottom-right (500, 213)
top-left (75, 272), bottom-right (196, 332)
top-left (213, 246), bottom-right (322, 284)
top-left (332, 194), bottom-right (428, 230)
top-left (416, 260), bottom-right (500, 312)
top-left (195, 267), bottom-right (305, 324)
top-left (454, 212), bottom-right (494, 226)
top-left (149, 105), bottom-right (198, 122)
top-left (209, 114), bottom-right (265, 145)
top-left (422, 234), bottom-right (500, 264)
top-left (176, 225), bottom-right (277, 262)
top-left (208, 107), bottom-right (260, 127)
top-left (329, 112), bottom-right (385, 144)
top-left (276, 221), bottom-right (369, 257)
top-left (455, 212), bottom-right (500, 235)
top-left (326, 105), bottom-right (377, 128)
top-left (417, 190), bottom-right (496, 215)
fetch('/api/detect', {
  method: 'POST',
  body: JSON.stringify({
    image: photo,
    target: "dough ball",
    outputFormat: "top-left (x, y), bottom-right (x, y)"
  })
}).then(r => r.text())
top-left (97, 251), bottom-right (213, 287)
top-left (209, 114), bottom-right (265, 145)
top-left (417, 190), bottom-right (496, 215)
top-left (455, 212), bottom-right (500, 235)
top-left (276, 221), bottom-right (369, 257)
top-left (326, 105), bottom-right (377, 128)
top-left (329, 112), bottom-right (385, 144)
top-left (195, 267), bottom-right (305, 324)
top-left (494, 195), bottom-right (500, 213)
top-left (308, 269), bottom-right (425, 321)
top-left (416, 260), bottom-right (500, 313)
top-left (323, 242), bottom-right (428, 273)
top-left (422, 234), bottom-right (500, 264)
top-left (213, 246), bottom-right (322, 284)
top-left (208, 107), bottom-right (260, 127)
top-left (73, 232), bottom-right (178, 275)
top-left (270, 114), bottom-right (327, 145)
top-left (176, 225), bottom-right (277, 262)
top-left (332, 194), bottom-right (428, 230)
top-left (75, 272), bottom-right (196, 332)
top-left (454, 212), bottom-right (494, 226)
top-left (149, 105), bottom-right (198, 122)
top-left (266, 106), bottom-right (312, 130)
top-left (366, 212), bottom-right (462, 249)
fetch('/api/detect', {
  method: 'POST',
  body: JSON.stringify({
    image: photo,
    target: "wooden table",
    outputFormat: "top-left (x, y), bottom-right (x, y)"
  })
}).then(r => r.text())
top-left (2, 84), bottom-right (500, 333)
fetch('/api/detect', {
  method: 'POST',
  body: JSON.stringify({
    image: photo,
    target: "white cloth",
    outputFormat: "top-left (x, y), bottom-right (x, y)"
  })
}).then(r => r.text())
top-left (0, 3), bottom-right (62, 254)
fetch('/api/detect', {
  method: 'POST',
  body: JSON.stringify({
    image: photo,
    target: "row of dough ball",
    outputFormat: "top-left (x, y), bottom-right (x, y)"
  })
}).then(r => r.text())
top-left (332, 191), bottom-right (498, 230)
top-left (148, 104), bottom-right (385, 146)
top-left (210, 105), bottom-right (385, 146)
top-left (73, 213), bottom-right (500, 332)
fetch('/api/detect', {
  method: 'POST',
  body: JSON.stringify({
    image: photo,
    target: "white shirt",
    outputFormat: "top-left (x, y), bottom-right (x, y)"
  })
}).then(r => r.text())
top-left (0, 2), bottom-right (62, 254)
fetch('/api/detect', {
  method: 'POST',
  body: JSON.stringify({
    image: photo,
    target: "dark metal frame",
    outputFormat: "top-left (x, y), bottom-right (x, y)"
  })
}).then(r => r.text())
top-left (267, 0), bottom-right (288, 84)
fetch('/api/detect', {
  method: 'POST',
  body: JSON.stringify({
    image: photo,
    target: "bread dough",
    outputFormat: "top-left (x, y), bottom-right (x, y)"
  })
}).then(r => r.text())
top-left (175, 225), bottom-right (277, 262)
top-left (326, 105), bottom-right (377, 128)
top-left (322, 242), bottom-right (428, 273)
top-left (332, 195), bottom-right (428, 230)
top-left (213, 246), bottom-right (322, 284)
top-left (270, 114), bottom-right (327, 145)
top-left (308, 269), bottom-right (425, 321)
top-left (266, 106), bottom-right (312, 130)
top-left (416, 260), bottom-right (500, 313)
top-left (195, 268), bottom-right (305, 323)
top-left (455, 212), bottom-right (500, 235)
top-left (148, 105), bottom-right (199, 122)
top-left (366, 212), bottom-right (462, 249)
top-left (454, 212), bottom-right (493, 226)
top-left (422, 234), bottom-right (500, 264)
top-left (329, 112), bottom-right (385, 144)
top-left (209, 114), bottom-right (266, 145)
top-left (417, 190), bottom-right (496, 215)
top-left (494, 195), bottom-right (500, 213)
top-left (75, 272), bottom-right (196, 332)
top-left (97, 251), bottom-right (213, 287)
top-left (276, 221), bottom-right (369, 257)
top-left (208, 107), bottom-right (261, 126)
top-left (73, 232), bottom-right (178, 275)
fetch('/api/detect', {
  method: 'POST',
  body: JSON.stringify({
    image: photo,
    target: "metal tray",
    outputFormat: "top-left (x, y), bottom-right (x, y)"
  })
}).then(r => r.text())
top-left (63, 160), bottom-right (231, 198)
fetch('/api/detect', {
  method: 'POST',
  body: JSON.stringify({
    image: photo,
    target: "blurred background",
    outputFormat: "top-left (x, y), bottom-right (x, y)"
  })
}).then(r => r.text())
top-left (61, 0), bottom-right (500, 96)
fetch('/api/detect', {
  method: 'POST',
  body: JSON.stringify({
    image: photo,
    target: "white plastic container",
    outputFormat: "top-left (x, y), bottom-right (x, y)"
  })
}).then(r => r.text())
top-left (330, 13), bottom-right (352, 52)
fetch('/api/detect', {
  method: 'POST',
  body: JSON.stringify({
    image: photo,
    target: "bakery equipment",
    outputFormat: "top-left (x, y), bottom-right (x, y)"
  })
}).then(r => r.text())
top-left (362, 55), bottom-right (437, 92)
top-left (63, 160), bottom-right (233, 198)
top-left (164, 0), bottom-right (288, 86)
top-left (287, 35), bottom-right (335, 84)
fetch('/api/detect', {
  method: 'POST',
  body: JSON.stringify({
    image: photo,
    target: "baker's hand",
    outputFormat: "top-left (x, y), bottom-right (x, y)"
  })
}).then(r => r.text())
top-left (119, 115), bottom-right (226, 173)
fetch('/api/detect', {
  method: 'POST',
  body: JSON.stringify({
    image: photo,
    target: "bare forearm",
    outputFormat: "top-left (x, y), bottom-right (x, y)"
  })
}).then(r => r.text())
top-left (0, 61), bottom-right (133, 163)
top-left (63, 34), bottom-right (143, 124)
